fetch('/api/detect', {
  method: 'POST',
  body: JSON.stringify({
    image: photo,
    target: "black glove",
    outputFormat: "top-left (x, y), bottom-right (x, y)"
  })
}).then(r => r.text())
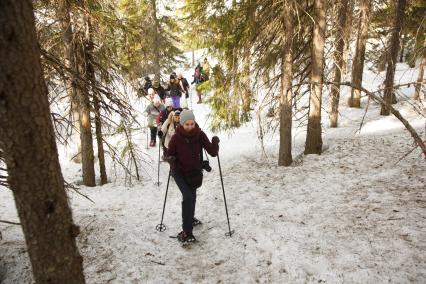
top-left (212, 136), bottom-right (220, 144)
top-left (158, 130), bottom-right (163, 139)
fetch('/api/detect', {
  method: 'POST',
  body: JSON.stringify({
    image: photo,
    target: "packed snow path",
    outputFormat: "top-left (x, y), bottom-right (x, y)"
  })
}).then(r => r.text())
top-left (1, 115), bottom-right (425, 283)
top-left (1, 62), bottom-right (425, 282)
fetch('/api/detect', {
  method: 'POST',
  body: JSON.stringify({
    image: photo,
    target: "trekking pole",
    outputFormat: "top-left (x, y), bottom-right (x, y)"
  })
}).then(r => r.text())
top-left (190, 86), bottom-right (193, 109)
top-left (146, 127), bottom-right (149, 149)
top-left (154, 140), bottom-right (161, 186)
top-left (217, 153), bottom-right (234, 237)
top-left (156, 167), bottom-right (171, 232)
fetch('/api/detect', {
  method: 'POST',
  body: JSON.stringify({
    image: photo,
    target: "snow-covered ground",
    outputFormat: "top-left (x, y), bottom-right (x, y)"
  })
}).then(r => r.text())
top-left (1, 62), bottom-right (425, 283)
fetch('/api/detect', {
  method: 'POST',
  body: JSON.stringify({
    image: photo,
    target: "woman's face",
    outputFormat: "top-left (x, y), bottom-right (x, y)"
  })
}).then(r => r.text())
top-left (183, 119), bottom-right (195, 131)
top-left (173, 115), bottom-right (180, 123)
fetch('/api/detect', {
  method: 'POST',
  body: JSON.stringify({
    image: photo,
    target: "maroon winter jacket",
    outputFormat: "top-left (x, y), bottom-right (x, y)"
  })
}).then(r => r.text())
top-left (166, 124), bottom-right (218, 175)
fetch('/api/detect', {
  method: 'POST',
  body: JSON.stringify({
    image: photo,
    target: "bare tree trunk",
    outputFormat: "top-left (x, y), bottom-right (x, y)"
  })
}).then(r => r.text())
top-left (58, 0), bottom-right (95, 185)
top-left (242, 45), bottom-right (252, 115)
top-left (242, 49), bottom-right (252, 119)
top-left (380, 0), bottom-right (407, 115)
top-left (414, 38), bottom-right (426, 100)
top-left (74, 37), bottom-right (96, 186)
top-left (330, 0), bottom-right (349, 128)
top-left (278, 0), bottom-right (294, 166)
top-left (150, 0), bottom-right (161, 81)
top-left (349, 0), bottom-right (371, 108)
top-left (305, 0), bottom-right (326, 155)
top-left (58, 0), bottom-right (81, 162)
top-left (399, 35), bottom-right (405, 62)
top-left (342, 0), bottom-right (354, 76)
top-left (242, 0), bottom-right (254, 116)
top-left (0, 1), bottom-right (85, 282)
top-left (84, 14), bottom-right (107, 185)
top-left (192, 49), bottom-right (195, 67)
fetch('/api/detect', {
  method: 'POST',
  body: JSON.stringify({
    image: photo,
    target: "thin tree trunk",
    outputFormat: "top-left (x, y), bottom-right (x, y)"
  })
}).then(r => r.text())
top-left (399, 35), bottom-right (405, 62)
top-left (242, 0), bottom-right (254, 116)
top-left (58, 0), bottom-right (95, 185)
top-left (192, 49), bottom-right (195, 67)
top-left (123, 123), bottom-right (140, 181)
top-left (0, 1), bottom-right (85, 282)
top-left (349, 0), bottom-right (371, 108)
top-left (242, 46), bottom-right (252, 115)
top-left (342, 0), bottom-right (354, 76)
top-left (58, 0), bottom-right (81, 162)
top-left (278, 0), bottom-right (294, 166)
top-left (151, 0), bottom-right (161, 81)
top-left (380, 0), bottom-right (407, 115)
top-left (305, 0), bottom-right (326, 155)
top-left (414, 38), bottom-right (426, 100)
top-left (84, 14), bottom-right (107, 185)
top-left (330, 0), bottom-right (349, 128)
top-left (74, 37), bottom-right (96, 186)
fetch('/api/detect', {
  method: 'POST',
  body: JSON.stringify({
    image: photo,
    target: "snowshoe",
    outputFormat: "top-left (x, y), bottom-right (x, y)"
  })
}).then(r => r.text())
top-left (176, 231), bottom-right (196, 245)
top-left (192, 217), bottom-right (202, 227)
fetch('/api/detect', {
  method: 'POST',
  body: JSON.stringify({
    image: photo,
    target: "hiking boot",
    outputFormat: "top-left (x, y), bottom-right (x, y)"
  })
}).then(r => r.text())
top-left (192, 217), bottom-right (202, 226)
top-left (177, 231), bottom-right (196, 243)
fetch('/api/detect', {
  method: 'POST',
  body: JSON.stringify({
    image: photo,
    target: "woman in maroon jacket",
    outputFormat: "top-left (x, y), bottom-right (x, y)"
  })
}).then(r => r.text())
top-left (166, 110), bottom-right (219, 243)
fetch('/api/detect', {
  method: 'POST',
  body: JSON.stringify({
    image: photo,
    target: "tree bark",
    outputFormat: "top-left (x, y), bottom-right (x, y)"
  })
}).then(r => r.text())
top-left (84, 14), bottom-right (107, 185)
top-left (399, 35), bottom-right (405, 62)
top-left (278, 0), bottom-right (294, 166)
top-left (380, 0), bottom-right (407, 115)
top-left (305, 0), bottom-right (326, 155)
top-left (330, 0), bottom-right (349, 128)
top-left (0, 1), bottom-right (85, 282)
top-left (58, 0), bottom-right (81, 163)
top-left (74, 37), bottom-right (96, 186)
top-left (150, 0), bottom-right (161, 81)
top-left (349, 0), bottom-right (371, 108)
top-left (58, 0), bottom-right (95, 185)
top-left (242, 0), bottom-right (255, 116)
top-left (242, 45), bottom-right (252, 115)
top-left (414, 37), bottom-right (426, 100)
top-left (342, 0), bottom-right (354, 76)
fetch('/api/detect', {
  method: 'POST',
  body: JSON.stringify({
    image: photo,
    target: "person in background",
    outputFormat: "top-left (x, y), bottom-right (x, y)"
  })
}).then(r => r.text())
top-left (165, 74), bottom-right (184, 108)
top-left (143, 95), bottom-right (164, 147)
top-left (157, 97), bottom-right (176, 128)
top-left (177, 72), bottom-right (190, 99)
top-left (201, 58), bottom-right (211, 80)
top-left (143, 76), bottom-right (152, 95)
top-left (152, 79), bottom-right (167, 102)
top-left (191, 67), bottom-right (203, 104)
top-left (159, 110), bottom-right (181, 159)
top-left (147, 88), bottom-right (155, 101)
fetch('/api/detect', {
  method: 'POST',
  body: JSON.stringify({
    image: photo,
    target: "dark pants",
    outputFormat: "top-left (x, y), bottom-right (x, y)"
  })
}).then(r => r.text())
top-left (173, 172), bottom-right (197, 233)
top-left (150, 126), bottom-right (157, 141)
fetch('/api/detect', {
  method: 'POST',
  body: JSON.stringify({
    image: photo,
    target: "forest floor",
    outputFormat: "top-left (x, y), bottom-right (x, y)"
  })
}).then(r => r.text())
top-left (1, 64), bottom-right (425, 283)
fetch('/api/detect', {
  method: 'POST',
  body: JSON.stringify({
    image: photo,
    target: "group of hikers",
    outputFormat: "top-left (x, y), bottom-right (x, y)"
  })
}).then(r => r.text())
top-left (140, 58), bottom-right (211, 108)
top-left (142, 58), bottom-right (219, 244)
